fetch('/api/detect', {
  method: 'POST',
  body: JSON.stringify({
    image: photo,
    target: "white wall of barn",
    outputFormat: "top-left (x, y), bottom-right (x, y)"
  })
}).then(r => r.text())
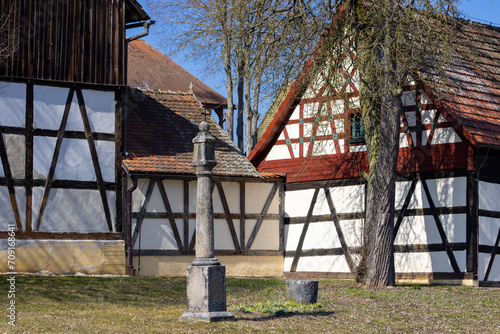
top-left (130, 179), bottom-right (280, 252)
top-left (283, 177), bottom-right (470, 275)
top-left (0, 81), bottom-right (118, 233)
top-left (478, 180), bottom-right (500, 281)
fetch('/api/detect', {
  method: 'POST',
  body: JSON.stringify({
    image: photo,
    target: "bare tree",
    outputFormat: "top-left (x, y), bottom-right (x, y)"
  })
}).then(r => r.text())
top-left (318, 0), bottom-right (461, 286)
top-left (147, 0), bottom-right (323, 153)
top-left (148, 0), bottom-right (462, 287)
top-left (0, 1), bottom-right (18, 82)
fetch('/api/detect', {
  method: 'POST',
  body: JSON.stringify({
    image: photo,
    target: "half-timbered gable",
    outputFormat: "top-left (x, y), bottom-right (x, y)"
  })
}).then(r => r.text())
top-left (123, 87), bottom-right (284, 277)
top-left (0, 0), bottom-right (150, 275)
top-left (249, 20), bottom-right (500, 285)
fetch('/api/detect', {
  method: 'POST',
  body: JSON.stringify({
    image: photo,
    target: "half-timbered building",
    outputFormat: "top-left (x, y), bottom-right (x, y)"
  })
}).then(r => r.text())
top-left (0, 0), bottom-right (150, 275)
top-left (123, 41), bottom-right (284, 276)
top-left (248, 20), bottom-right (500, 286)
top-left (124, 88), bottom-right (284, 277)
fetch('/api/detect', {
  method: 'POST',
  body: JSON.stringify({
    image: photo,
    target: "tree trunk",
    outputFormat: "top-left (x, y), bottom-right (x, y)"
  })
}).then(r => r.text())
top-left (361, 46), bottom-right (401, 287)
top-left (236, 43), bottom-right (245, 152)
top-left (221, 0), bottom-right (234, 141)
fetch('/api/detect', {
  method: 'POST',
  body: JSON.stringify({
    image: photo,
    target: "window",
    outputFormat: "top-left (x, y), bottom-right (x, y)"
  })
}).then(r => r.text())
top-left (350, 113), bottom-right (364, 143)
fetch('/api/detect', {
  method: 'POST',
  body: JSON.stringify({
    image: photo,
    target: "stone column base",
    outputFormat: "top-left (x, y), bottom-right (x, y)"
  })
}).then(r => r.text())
top-left (180, 264), bottom-right (234, 323)
top-left (179, 311), bottom-right (234, 323)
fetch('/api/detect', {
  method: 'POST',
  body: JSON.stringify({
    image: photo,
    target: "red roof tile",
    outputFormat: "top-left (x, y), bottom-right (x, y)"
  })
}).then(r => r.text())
top-left (127, 40), bottom-right (227, 110)
top-left (123, 89), bottom-right (261, 178)
top-left (421, 21), bottom-right (500, 147)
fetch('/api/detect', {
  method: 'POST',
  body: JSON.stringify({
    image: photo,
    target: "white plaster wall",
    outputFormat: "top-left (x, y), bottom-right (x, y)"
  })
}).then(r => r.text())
top-left (395, 251), bottom-right (465, 273)
top-left (215, 218), bottom-right (238, 250)
top-left (245, 182), bottom-right (279, 214)
top-left (33, 137), bottom-right (115, 182)
top-left (479, 181), bottom-right (500, 211)
top-left (34, 86), bottom-right (83, 131)
top-left (310, 185), bottom-right (364, 216)
top-left (349, 145), bottom-right (367, 153)
top-left (395, 178), bottom-right (466, 210)
top-left (302, 221), bottom-right (342, 249)
top-left (265, 144), bottom-right (291, 161)
top-left (132, 218), bottom-right (181, 250)
top-left (478, 217), bottom-right (500, 246)
top-left (284, 223), bottom-right (303, 251)
top-left (312, 139), bottom-right (337, 156)
top-left (341, 219), bottom-right (364, 247)
top-left (289, 105), bottom-right (301, 120)
top-left (212, 181), bottom-right (240, 214)
top-left (131, 179), bottom-right (185, 213)
top-left (0, 82), bottom-right (26, 127)
top-left (285, 189), bottom-right (316, 217)
top-left (247, 220), bottom-right (280, 250)
top-left (33, 187), bottom-right (115, 232)
top-left (34, 85), bottom-right (115, 134)
top-left (3, 134), bottom-right (25, 179)
top-left (284, 254), bottom-right (354, 273)
top-left (430, 127), bottom-right (462, 145)
top-left (394, 214), bottom-right (466, 245)
top-left (478, 253), bottom-right (500, 281)
top-left (0, 186), bottom-right (26, 231)
top-left (286, 122), bottom-right (300, 138)
top-left (401, 90), bottom-right (416, 106)
top-left (82, 89), bottom-right (116, 134)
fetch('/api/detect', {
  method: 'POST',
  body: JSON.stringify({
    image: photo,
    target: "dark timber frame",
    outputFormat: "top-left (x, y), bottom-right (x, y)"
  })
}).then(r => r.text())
top-left (129, 175), bottom-right (283, 257)
top-left (284, 169), bottom-right (500, 284)
top-left (0, 78), bottom-right (123, 236)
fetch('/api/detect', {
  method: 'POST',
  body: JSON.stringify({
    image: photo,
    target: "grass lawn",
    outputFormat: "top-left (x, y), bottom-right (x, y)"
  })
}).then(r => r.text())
top-left (0, 275), bottom-right (499, 333)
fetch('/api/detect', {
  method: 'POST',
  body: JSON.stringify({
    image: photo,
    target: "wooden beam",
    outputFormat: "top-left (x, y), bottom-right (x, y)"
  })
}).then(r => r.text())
top-left (421, 179), bottom-right (461, 273)
top-left (0, 231), bottom-right (122, 240)
top-left (245, 183), bottom-right (278, 250)
top-left (76, 88), bottom-right (113, 232)
top-left (240, 181), bottom-right (245, 252)
top-left (394, 179), bottom-right (417, 239)
top-left (132, 179), bottom-right (155, 247)
top-left (324, 187), bottom-right (355, 272)
top-left (214, 180), bottom-right (240, 251)
top-left (25, 82), bottom-right (34, 232)
top-left (483, 226), bottom-right (500, 281)
top-left (290, 187), bottom-right (319, 272)
top-left (35, 88), bottom-right (74, 231)
top-left (157, 179), bottom-right (184, 251)
top-left (0, 128), bottom-right (22, 230)
top-left (279, 182), bottom-right (285, 252)
top-left (466, 172), bottom-right (478, 275)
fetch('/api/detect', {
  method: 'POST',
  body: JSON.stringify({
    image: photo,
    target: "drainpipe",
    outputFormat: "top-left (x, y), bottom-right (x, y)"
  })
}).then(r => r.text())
top-left (127, 20), bottom-right (155, 42)
top-left (126, 176), bottom-right (138, 275)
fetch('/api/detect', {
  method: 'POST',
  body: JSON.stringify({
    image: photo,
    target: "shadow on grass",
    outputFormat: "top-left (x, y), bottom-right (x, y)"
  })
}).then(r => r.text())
top-left (233, 310), bottom-right (335, 322)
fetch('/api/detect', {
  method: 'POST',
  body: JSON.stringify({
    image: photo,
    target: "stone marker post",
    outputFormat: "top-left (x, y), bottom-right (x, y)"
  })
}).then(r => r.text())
top-left (180, 122), bottom-right (234, 323)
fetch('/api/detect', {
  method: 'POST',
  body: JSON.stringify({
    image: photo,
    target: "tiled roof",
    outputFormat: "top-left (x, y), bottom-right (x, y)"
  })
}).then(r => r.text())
top-left (421, 21), bottom-right (500, 147)
top-left (250, 19), bottom-right (500, 166)
top-left (123, 88), bottom-right (261, 178)
top-left (127, 40), bottom-right (227, 109)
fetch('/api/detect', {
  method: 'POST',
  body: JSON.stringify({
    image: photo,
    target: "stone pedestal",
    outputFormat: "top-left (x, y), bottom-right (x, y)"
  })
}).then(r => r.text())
top-left (180, 121), bottom-right (234, 323)
top-left (179, 265), bottom-right (234, 322)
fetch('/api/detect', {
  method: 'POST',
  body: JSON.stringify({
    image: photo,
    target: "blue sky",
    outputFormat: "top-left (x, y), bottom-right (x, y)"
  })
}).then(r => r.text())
top-left (132, 1), bottom-right (500, 100)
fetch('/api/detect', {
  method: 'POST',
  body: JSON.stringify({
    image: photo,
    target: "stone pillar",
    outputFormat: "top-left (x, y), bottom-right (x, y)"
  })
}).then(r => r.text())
top-left (180, 122), bottom-right (234, 323)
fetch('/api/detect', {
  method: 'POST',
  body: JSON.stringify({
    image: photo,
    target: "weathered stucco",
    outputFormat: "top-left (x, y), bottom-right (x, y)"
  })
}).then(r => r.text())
top-left (0, 240), bottom-right (125, 275)
top-left (132, 255), bottom-right (284, 277)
